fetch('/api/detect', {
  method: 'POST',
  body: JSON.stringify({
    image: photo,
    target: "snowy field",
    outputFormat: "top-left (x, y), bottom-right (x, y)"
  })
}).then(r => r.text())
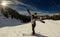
top-left (0, 20), bottom-right (60, 37)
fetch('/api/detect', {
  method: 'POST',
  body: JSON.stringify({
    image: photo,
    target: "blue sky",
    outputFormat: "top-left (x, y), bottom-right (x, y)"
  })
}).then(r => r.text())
top-left (1, 0), bottom-right (60, 14)
top-left (10, 0), bottom-right (60, 13)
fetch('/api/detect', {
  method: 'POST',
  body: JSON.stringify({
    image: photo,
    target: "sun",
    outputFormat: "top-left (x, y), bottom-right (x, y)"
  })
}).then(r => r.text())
top-left (1, 1), bottom-right (7, 6)
top-left (1, 3), bottom-right (7, 6)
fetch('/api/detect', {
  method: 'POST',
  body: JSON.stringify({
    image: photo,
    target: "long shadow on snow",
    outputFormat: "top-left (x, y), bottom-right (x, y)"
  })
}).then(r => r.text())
top-left (34, 33), bottom-right (47, 37)
top-left (0, 20), bottom-right (31, 28)
top-left (24, 33), bottom-right (48, 37)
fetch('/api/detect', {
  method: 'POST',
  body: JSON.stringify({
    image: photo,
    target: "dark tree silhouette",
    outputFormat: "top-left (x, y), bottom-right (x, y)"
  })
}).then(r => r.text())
top-left (1, 6), bottom-right (31, 23)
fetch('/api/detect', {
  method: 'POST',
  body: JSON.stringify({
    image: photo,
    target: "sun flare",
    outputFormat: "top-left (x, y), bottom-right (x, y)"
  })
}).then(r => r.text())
top-left (1, 1), bottom-right (7, 6)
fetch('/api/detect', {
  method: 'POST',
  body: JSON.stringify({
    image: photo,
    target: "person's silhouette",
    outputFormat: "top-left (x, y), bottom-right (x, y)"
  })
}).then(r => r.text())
top-left (27, 9), bottom-right (38, 35)
top-left (31, 13), bottom-right (37, 35)
top-left (27, 9), bottom-right (45, 35)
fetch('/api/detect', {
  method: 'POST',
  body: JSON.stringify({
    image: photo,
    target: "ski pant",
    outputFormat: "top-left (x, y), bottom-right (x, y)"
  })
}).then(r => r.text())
top-left (32, 22), bottom-right (36, 34)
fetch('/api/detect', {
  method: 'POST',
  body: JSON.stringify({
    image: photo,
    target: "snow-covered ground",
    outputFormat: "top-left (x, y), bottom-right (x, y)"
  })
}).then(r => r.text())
top-left (0, 20), bottom-right (60, 37)
top-left (0, 13), bottom-right (60, 37)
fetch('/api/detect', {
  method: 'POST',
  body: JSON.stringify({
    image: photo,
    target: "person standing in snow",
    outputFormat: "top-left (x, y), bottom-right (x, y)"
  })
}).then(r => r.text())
top-left (27, 9), bottom-right (38, 35)
top-left (27, 9), bottom-right (45, 35)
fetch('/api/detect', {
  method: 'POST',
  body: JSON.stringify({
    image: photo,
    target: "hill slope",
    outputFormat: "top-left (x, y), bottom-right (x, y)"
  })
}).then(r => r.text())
top-left (0, 20), bottom-right (60, 37)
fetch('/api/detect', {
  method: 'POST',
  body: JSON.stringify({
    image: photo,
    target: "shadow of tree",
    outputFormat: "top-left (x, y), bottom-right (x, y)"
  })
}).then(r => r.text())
top-left (0, 20), bottom-right (30, 28)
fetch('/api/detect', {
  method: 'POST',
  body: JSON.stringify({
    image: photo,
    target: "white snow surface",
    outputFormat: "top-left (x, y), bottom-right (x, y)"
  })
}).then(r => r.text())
top-left (0, 20), bottom-right (60, 37)
top-left (0, 13), bottom-right (60, 37)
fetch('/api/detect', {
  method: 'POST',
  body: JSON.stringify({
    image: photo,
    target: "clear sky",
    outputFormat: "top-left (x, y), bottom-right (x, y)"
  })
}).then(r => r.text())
top-left (12, 0), bottom-right (60, 13)
top-left (0, 0), bottom-right (60, 15)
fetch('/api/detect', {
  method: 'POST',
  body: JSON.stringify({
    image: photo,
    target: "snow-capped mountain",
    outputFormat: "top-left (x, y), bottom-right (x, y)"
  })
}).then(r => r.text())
top-left (0, 12), bottom-right (22, 28)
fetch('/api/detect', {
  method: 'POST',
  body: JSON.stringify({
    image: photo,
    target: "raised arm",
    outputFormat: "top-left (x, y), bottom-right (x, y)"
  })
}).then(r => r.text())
top-left (27, 9), bottom-right (31, 16)
top-left (39, 17), bottom-right (45, 23)
top-left (37, 17), bottom-right (45, 23)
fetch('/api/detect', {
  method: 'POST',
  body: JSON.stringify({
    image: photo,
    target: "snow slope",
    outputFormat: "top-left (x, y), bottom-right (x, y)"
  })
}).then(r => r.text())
top-left (0, 12), bottom-right (22, 28)
top-left (0, 20), bottom-right (60, 37)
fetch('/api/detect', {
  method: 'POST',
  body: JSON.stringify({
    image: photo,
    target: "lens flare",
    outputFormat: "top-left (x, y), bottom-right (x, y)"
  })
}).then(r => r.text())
top-left (1, 1), bottom-right (7, 6)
